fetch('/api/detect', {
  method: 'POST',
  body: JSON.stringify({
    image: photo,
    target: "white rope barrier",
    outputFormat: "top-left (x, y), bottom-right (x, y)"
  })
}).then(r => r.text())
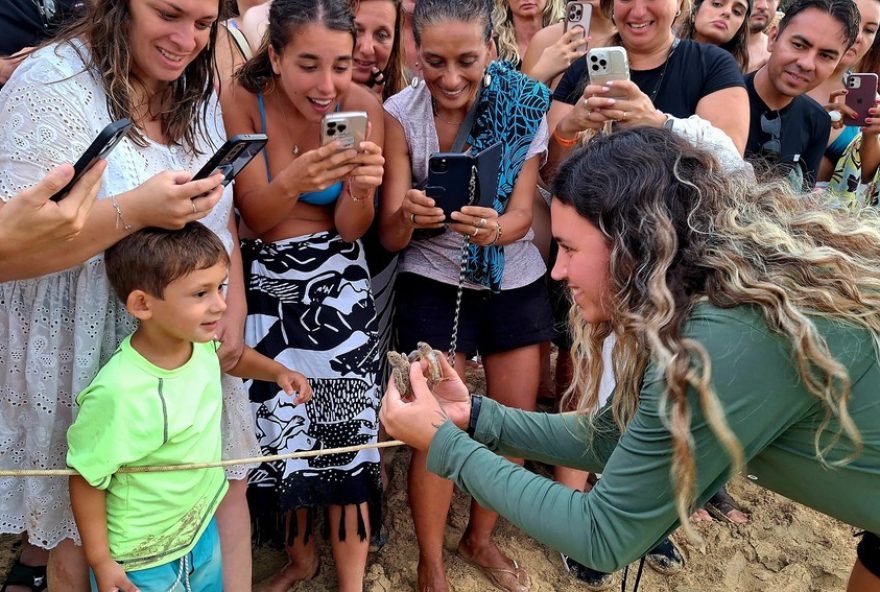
top-left (0, 440), bottom-right (407, 477)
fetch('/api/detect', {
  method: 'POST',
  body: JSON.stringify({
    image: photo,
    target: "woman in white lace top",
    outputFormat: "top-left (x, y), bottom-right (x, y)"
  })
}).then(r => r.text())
top-left (0, 1), bottom-right (261, 590)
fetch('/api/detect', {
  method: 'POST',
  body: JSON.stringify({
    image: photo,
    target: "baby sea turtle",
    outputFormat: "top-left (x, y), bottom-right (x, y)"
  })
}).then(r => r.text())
top-left (386, 341), bottom-right (444, 401)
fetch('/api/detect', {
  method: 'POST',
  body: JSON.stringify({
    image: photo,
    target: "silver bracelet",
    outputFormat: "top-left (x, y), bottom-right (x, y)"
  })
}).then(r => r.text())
top-left (111, 195), bottom-right (133, 232)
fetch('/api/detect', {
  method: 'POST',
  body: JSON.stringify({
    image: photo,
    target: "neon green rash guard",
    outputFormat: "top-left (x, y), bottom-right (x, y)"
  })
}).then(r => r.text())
top-left (67, 336), bottom-right (228, 571)
top-left (427, 302), bottom-right (880, 573)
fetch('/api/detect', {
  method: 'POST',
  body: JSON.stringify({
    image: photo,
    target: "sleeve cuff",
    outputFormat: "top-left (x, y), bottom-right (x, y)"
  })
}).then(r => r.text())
top-left (472, 397), bottom-right (505, 449)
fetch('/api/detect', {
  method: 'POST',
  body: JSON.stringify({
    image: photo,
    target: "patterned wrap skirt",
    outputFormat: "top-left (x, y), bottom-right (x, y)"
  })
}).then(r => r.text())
top-left (242, 232), bottom-right (382, 543)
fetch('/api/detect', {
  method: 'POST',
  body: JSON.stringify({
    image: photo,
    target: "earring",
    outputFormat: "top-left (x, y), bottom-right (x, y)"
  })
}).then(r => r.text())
top-left (410, 76), bottom-right (420, 89)
top-left (610, 11), bottom-right (616, 22)
top-left (675, 8), bottom-right (681, 16)
top-left (483, 71), bottom-right (492, 87)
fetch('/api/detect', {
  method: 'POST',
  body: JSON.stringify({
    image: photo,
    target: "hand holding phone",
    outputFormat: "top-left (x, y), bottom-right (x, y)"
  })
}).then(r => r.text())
top-left (322, 111), bottom-right (369, 150)
top-left (192, 134), bottom-right (268, 186)
top-left (844, 73), bottom-right (879, 127)
top-left (51, 119), bottom-right (132, 201)
top-left (564, 1), bottom-right (592, 39)
top-left (587, 47), bottom-right (630, 99)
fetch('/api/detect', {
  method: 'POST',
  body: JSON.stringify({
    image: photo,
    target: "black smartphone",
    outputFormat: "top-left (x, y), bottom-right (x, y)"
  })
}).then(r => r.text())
top-left (426, 153), bottom-right (477, 222)
top-left (192, 134), bottom-right (268, 186)
top-left (51, 118), bottom-right (133, 201)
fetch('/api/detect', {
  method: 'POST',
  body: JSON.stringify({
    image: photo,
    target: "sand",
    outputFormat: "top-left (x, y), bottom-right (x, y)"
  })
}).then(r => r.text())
top-left (0, 365), bottom-right (859, 592)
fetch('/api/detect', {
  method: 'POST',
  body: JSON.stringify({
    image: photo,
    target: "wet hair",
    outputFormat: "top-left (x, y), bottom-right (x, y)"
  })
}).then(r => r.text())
top-left (52, 0), bottom-right (226, 154)
top-left (236, 0), bottom-right (356, 93)
top-left (105, 223), bottom-right (230, 301)
top-left (412, 0), bottom-right (494, 46)
top-left (553, 126), bottom-right (880, 545)
top-left (776, 0), bottom-right (861, 49)
top-left (493, 0), bottom-right (566, 64)
top-left (679, 0), bottom-right (751, 71)
top-left (352, 0), bottom-right (407, 100)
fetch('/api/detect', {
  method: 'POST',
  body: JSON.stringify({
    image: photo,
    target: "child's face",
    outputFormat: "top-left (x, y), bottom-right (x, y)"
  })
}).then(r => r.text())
top-left (147, 262), bottom-right (229, 343)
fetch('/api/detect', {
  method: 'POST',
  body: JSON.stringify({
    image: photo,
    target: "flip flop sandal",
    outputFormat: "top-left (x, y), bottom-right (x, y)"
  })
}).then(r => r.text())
top-left (645, 537), bottom-right (686, 575)
top-left (456, 545), bottom-right (531, 592)
top-left (560, 553), bottom-right (615, 591)
top-left (705, 487), bottom-right (749, 524)
top-left (1, 561), bottom-right (47, 592)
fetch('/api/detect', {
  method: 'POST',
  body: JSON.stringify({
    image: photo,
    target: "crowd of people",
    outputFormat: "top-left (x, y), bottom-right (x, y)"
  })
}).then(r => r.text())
top-left (0, 0), bottom-right (878, 591)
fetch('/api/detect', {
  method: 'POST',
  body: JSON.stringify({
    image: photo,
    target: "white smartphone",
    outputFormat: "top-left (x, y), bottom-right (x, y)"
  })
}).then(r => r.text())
top-left (587, 47), bottom-right (630, 98)
top-left (564, 1), bottom-right (592, 39)
top-left (321, 111), bottom-right (368, 149)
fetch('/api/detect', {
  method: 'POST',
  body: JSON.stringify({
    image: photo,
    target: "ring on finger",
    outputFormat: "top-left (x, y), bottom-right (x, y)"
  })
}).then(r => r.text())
top-left (620, 111), bottom-right (627, 121)
top-left (829, 110), bottom-right (842, 123)
top-left (411, 212), bottom-right (418, 225)
top-left (191, 200), bottom-right (198, 214)
top-left (471, 226), bottom-right (480, 237)
top-left (478, 217), bottom-right (487, 228)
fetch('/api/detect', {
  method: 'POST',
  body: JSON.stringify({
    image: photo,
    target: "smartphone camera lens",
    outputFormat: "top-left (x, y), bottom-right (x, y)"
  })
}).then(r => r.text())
top-left (590, 55), bottom-right (598, 62)
top-left (327, 128), bottom-right (337, 136)
top-left (591, 64), bottom-right (599, 71)
top-left (328, 121), bottom-right (337, 128)
top-left (338, 124), bottom-right (347, 132)
top-left (600, 59), bottom-right (607, 67)
top-left (433, 158), bottom-right (449, 173)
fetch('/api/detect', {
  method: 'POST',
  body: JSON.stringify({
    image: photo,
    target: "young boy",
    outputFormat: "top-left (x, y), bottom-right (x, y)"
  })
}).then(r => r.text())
top-left (67, 222), bottom-right (312, 592)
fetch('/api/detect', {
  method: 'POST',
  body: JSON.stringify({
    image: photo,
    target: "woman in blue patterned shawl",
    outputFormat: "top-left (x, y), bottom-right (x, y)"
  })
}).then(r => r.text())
top-left (381, 0), bottom-right (552, 590)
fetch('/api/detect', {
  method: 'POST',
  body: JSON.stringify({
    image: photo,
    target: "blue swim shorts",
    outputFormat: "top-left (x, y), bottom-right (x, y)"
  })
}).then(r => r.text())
top-left (89, 517), bottom-right (222, 592)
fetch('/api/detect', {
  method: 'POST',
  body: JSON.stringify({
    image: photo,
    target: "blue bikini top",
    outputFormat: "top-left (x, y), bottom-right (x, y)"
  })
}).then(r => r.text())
top-left (257, 92), bottom-right (343, 206)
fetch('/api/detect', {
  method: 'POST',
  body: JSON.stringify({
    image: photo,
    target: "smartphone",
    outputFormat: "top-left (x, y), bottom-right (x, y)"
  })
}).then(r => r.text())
top-left (844, 73), bottom-right (878, 127)
top-left (192, 134), bottom-right (268, 186)
top-left (587, 47), bottom-right (630, 99)
top-left (321, 111), bottom-right (368, 149)
top-left (426, 153), bottom-right (476, 222)
top-left (51, 118), bottom-right (133, 201)
top-left (564, 1), bottom-right (592, 39)
top-left (425, 143), bottom-right (501, 221)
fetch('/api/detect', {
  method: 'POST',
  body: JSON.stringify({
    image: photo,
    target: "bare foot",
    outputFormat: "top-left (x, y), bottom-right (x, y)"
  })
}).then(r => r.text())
top-left (416, 559), bottom-right (449, 592)
top-left (256, 557), bottom-right (320, 592)
top-left (725, 509), bottom-right (750, 524)
top-left (691, 508), bottom-right (712, 522)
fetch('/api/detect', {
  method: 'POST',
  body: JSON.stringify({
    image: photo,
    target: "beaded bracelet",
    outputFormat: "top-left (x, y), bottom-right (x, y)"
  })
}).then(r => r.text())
top-left (489, 221), bottom-right (503, 245)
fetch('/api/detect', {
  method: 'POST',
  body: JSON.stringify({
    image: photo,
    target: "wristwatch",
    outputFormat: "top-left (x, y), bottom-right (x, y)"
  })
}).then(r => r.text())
top-left (663, 113), bottom-right (675, 131)
top-left (467, 394), bottom-right (483, 438)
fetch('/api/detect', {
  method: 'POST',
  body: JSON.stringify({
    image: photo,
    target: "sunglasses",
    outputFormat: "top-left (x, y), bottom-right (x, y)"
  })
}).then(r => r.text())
top-left (760, 111), bottom-right (782, 158)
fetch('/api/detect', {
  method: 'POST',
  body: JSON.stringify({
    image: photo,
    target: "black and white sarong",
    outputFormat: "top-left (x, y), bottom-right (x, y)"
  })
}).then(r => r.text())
top-left (242, 232), bottom-right (381, 543)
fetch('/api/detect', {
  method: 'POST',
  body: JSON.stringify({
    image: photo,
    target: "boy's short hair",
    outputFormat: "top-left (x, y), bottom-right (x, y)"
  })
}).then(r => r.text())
top-left (105, 222), bottom-right (230, 301)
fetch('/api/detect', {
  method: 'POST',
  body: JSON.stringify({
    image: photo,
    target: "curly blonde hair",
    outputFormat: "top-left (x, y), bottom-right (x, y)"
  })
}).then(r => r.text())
top-left (552, 127), bottom-right (880, 544)
top-left (493, 0), bottom-right (566, 65)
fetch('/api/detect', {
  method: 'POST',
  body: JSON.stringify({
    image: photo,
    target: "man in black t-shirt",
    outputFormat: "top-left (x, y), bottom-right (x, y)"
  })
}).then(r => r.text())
top-left (744, 0), bottom-right (859, 189)
top-left (0, 0), bottom-right (83, 84)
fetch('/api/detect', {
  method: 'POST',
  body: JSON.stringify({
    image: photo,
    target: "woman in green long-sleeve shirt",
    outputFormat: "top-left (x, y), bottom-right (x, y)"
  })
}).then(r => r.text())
top-left (381, 127), bottom-right (880, 591)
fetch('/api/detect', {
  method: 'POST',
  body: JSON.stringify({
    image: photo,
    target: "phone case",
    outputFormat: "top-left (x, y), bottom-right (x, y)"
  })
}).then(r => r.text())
top-left (426, 142), bottom-right (502, 221)
top-left (192, 134), bottom-right (268, 186)
top-left (321, 111), bottom-right (369, 149)
top-left (844, 73), bottom-right (878, 127)
top-left (587, 47), bottom-right (630, 98)
top-left (51, 118), bottom-right (133, 201)
top-left (564, 1), bottom-right (592, 38)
